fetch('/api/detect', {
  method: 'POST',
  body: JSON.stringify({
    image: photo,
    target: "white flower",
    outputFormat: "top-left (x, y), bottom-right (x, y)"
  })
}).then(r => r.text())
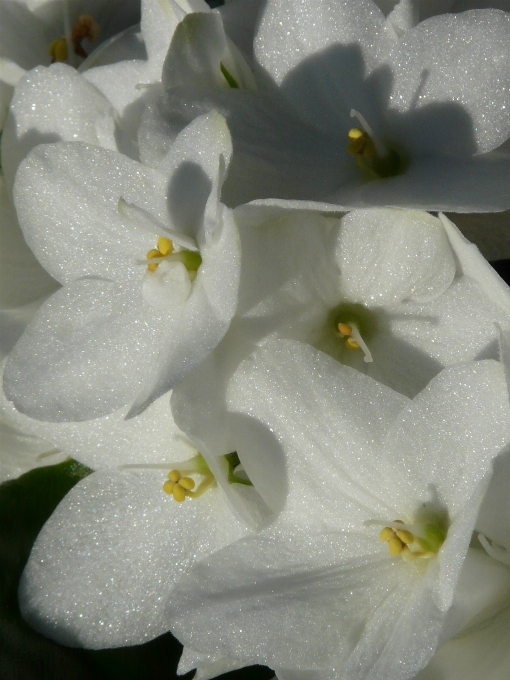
top-left (166, 339), bottom-right (510, 680)
top-left (412, 438), bottom-right (510, 680)
top-left (4, 379), bottom-right (252, 648)
top-left (147, 0), bottom-right (510, 211)
top-left (169, 207), bottom-right (510, 488)
top-left (3, 110), bottom-right (241, 421)
top-left (0, 0), bottom-right (140, 130)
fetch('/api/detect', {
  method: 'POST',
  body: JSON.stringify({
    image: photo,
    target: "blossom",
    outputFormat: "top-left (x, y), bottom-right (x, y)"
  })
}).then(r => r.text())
top-left (413, 440), bottom-right (510, 680)
top-left (2, 374), bottom-right (253, 648)
top-left (3, 110), bottom-right (241, 421)
top-left (167, 339), bottom-right (510, 680)
top-left (0, 0), bottom-right (140, 130)
top-left (146, 1), bottom-right (510, 210)
top-left (169, 207), bottom-right (510, 480)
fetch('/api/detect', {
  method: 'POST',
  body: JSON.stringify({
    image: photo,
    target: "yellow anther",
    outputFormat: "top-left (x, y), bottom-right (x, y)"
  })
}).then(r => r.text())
top-left (178, 477), bottom-right (195, 490)
top-left (347, 128), bottom-right (375, 158)
top-left (395, 529), bottom-right (414, 545)
top-left (345, 337), bottom-right (360, 350)
top-left (337, 323), bottom-right (353, 337)
top-left (379, 527), bottom-right (395, 542)
top-left (172, 484), bottom-right (186, 502)
top-left (163, 480), bottom-right (175, 494)
top-left (72, 14), bottom-right (100, 59)
top-left (388, 536), bottom-right (404, 556)
top-left (167, 470), bottom-right (181, 482)
top-left (49, 38), bottom-right (68, 63)
top-left (157, 236), bottom-right (173, 256)
top-left (146, 248), bottom-right (162, 272)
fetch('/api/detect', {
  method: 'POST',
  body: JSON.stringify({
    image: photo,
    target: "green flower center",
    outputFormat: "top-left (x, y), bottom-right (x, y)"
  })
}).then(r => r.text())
top-left (314, 302), bottom-right (378, 365)
top-left (347, 109), bottom-right (408, 180)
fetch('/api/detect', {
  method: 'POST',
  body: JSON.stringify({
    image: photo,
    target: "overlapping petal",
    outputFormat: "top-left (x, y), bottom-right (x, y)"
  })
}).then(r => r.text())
top-left (167, 341), bottom-right (510, 678)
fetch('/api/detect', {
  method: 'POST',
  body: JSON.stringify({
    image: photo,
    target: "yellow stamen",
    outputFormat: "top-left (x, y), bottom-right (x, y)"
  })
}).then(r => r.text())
top-left (345, 337), bottom-right (360, 350)
top-left (379, 527), bottom-right (395, 542)
top-left (157, 236), bottom-right (173, 256)
top-left (49, 38), bottom-right (68, 63)
top-left (72, 15), bottom-right (100, 59)
top-left (377, 520), bottom-right (438, 560)
top-left (172, 484), bottom-right (186, 502)
top-left (162, 480), bottom-right (175, 494)
top-left (337, 323), bottom-right (353, 337)
top-left (395, 529), bottom-right (414, 545)
top-left (347, 128), bottom-right (374, 158)
top-left (388, 536), bottom-right (404, 555)
top-left (336, 321), bottom-right (373, 363)
top-left (146, 237), bottom-right (175, 272)
top-left (163, 468), bottom-right (214, 502)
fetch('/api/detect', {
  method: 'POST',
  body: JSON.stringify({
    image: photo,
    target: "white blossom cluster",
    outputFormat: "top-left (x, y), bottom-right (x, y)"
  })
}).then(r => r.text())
top-left (1, 1), bottom-right (510, 679)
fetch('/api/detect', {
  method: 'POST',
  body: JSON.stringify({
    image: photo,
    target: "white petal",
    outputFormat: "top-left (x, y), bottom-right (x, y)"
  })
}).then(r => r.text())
top-left (439, 213), bottom-right (510, 316)
top-left (0, 298), bottom-right (49, 360)
top-left (440, 547), bottom-right (510, 640)
top-left (0, 176), bottom-right (59, 309)
top-left (382, 361), bottom-right (510, 520)
top-left (476, 449), bottom-right (510, 554)
top-left (0, 358), bottom-right (196, 470)
top-left (178, 646), bottom-right (247, 680)
top-left (331, 152), bottom-right (510, 212)
top-left (337, 209), bottom-right (455, 305)
top-left (128, 207), bottom-right (240, 417)
top-left (13, 142), bottom-right (164, 286)
top-left (417, 584), bottom-right (510, 680)
top-left (385, 10), bottom-right (510, 154)
top-left (2, 64), bottom-right (117, 186)
top-left (0, 2), bottom-right (48, 72)
top-left (227, 339), bottom-right (410, 522)
top-left (217, 0), bottom-right (264, 61)
top-left (140, 86), bottom-right (352, 205)
top-left (84, 59), bottom-right (150, 141)
top-left (372, 275), bottom-right (510, 397)
top-left (156, 110), bottom-right (232, 239)
top-left (3, 280), bottom-right (161, 421)
top-left (255, 0), bottom-right (394, 134)
top-left (141, 0), bottom-right (210, 75)
top-left (20, 467), bottom-right (247, 648)
top-left (168, 526), bottom-right (410, 671)
top-left (0, 414), bottom-right (65, 483)
top-left (162, 12), bottom-right (256, 92)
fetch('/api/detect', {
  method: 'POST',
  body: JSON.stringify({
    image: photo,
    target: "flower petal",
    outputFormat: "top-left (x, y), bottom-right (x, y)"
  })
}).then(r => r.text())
top-left (337, 209), bottom-right (455, 305)
top-left (381, 360), bottom-right (510, 520)
top-left (139, 86), bottom-right (352, 205)
top-left (19, 467), bottom-right (247, 648)
top-left (416, 573), bottom-right (510, 680)
top-left (227, 339), bottom-right (410, 521)
top-left (476, 449), bottom-right (510, 554)
top-left (127, 207), bottom-right (240, 417)
top-left (254, 0), bottom-right (394, 134)
top-left (162, 12), bottom-right (256, 93)
top-left (0, 358), bottom-right (196, 471)
top-left (0, 177), bottom-right (59, 309)
top-left (439, 213), bottom-right (510, 315)
top-left (331, 152), bottom-right (510, 212)
top-left (168, 525), bottom-right (411, 671)
top-left (3, 279), bottom-right (161, 421)
top-left (384, 10), bottom-right (510, 155)
top-left (2, 63), bottom-right (117, 186)
top-left (13, 142), bottom-right (164, 286)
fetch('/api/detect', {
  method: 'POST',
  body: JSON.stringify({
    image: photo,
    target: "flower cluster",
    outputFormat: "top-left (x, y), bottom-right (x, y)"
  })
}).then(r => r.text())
top-left (1, 1), bottom-right (510, 680)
